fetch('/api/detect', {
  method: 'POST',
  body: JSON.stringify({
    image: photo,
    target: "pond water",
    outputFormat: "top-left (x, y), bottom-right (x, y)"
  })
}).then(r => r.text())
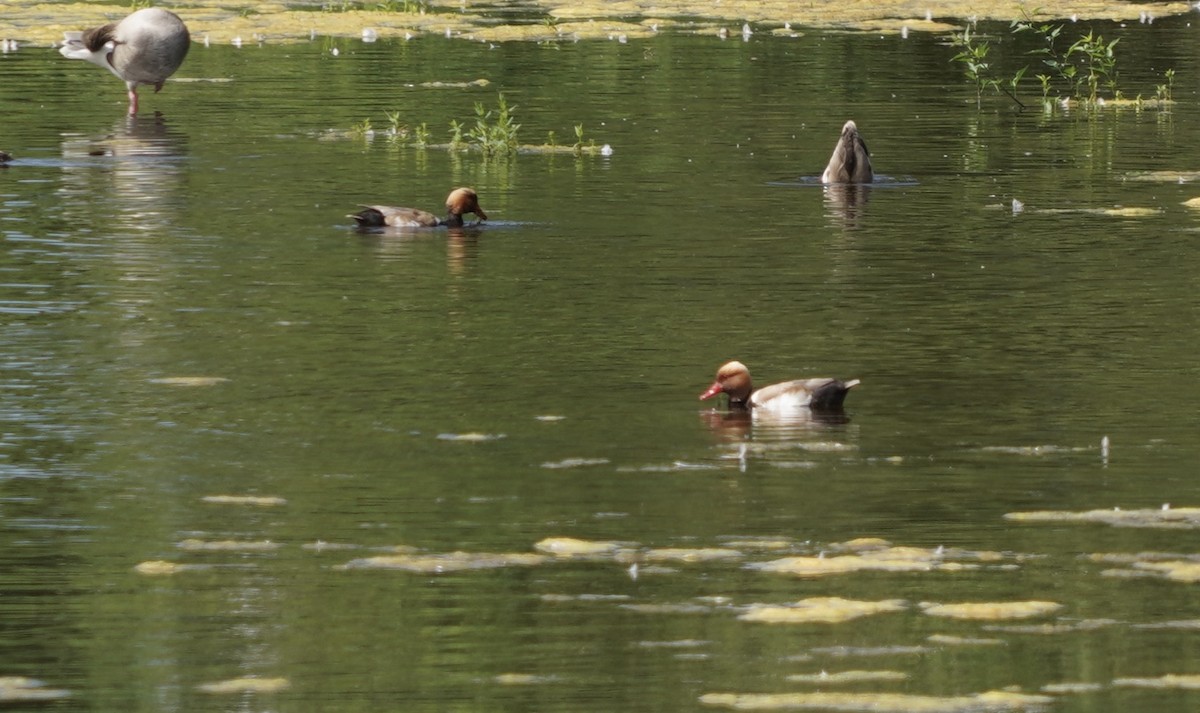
top-left (2, 11), bottom-right (1200, 711)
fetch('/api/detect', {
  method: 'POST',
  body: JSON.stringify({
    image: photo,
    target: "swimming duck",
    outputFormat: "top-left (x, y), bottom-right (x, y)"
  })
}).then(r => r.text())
top-left (349, 188), bottom-right (488, 228)
top-left (59, 8), bottom-right (191, 116)
top-left (0, 151), bottom-right (12, 164)
top-left (699, 361), bottom-right (859, 412)
top-left (821, 120), bottom-right (873, 184)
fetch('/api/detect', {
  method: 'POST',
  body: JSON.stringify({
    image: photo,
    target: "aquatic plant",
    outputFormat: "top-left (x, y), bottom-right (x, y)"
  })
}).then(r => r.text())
top-left (412, 122), bottom-right (431, 148)
top-left (465, 93), bottom-right (521, 156)
top-left (353, 96), bottom-right (610, 156)
top-left (350, 118), bottom-right (373, 139)
top-left (952, 10), bottom-right (1176, 111)
top-left (448, 119), bottom-right (467, 151)
top-left (1156, 68), bottom-right (1175, 102)
top-left (949, 24), bottom-right (1024, 109)
top-left (572, 123), bottom-right (598, 156)
top-left (375, 0), bottom-right (429, 12)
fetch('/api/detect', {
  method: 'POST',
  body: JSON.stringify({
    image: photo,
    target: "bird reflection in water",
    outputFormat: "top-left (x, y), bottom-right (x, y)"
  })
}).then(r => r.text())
top-left (822, 182), bottom-right (872, 227)
top-left (354, 224), bottom-right (485, 277)
top-left (701, 407), bottom-right (853, 472)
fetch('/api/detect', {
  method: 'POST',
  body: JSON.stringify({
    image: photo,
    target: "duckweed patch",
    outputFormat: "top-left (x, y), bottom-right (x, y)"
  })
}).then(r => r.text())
top-left (920, 601), bottom-right (1063, 621)
top-left (739, 597), bottom-right (907, 625)
top-left (699, 690), bottom-right (1054, 712)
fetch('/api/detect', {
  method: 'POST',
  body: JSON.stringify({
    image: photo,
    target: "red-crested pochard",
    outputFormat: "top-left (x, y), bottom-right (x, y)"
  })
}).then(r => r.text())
top-left (700, 361), bottom-right (859, 412)
top-left (821, 120), bottom-right (873, 184)
top-left (59, 8), bottom-right (191, 116)
top-left (349, 188), bottom-right (488, 228)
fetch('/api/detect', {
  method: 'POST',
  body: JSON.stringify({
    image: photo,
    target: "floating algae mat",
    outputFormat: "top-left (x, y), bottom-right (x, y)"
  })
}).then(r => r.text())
top-left (1005, 506), bottom-right (1200, 529)
top-left (699, 690), bottom-right (1054, 712)
top-left (786, 670), bottom-right (909, 684)
top-left (1, 0), bottom-right (1194, 45)
top-left (177, 538), bottom-right (281, 552)
top-left (197, 677), bottom-right (290, 694)
top-left (148, 376), bottom-right (229, 386)
top-left (338, 550), bottom-right (547, 572)
top-left (919, 601), bottom-right (1063, 621)
top-left (739, 597), bottom-right (907, 624)
top-left (202, 494), bottom-right (287, 507)
top-left (0, 677), bottom-right (71, 702)
top-left (750, 540), bottom-right (1012, 578)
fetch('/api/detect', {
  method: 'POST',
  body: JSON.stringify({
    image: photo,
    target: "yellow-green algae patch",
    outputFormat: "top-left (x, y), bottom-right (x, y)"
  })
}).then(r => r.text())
top-left (754, 553), bottom-right (930, 577)
top-left (0, 677), bottom-right (71, 701)
top-left (148, 376), bottom-right (229, 386)
top-left (983, 619), bottom-right (1117, 634)
top-left (1041, 682), bottom-right (1105, 694)
top-left (643, 547), bottom-right (744, 563)
top-left (1005, 506), bottom-right (1200, 529)
top-left (494, 673), bottom-right (558, 685)
top-left (437, 432), bottom-right (506, 442)
top-left (722, 538), bottom-right (797, 551)
top-left (739, 597), bottom-right (907, 624)
top-left (534, 537), bottom-right (625, 557)
top-left (699, 689), bottom-right (1054, 712)
top-left (920, 601), bottom-right (1062, 620)
top-left (197, 677), bottom-right (290, 694)
top-left (1113, 674), bottom-right (1200, 689)
top-left (338, 550), bottom-right (547, 572)
top-left (541, 457), bottom-right (611, 469)
top-left (927, 634), bottom-right (1007, 647)
top-left (1121, 560), bottom-right (1200, 583)
top-left (202, 494), bottom-right (287, 506)
top-left (786, 670), bottom-right (909, 684)
top-left (1126, 170), bottom-right (1200, 183)
top-left (3, 0), bottom-right (1195, 46)
top-left (134, 560), bottom-right (208, 575)
top-left (177, 538), bottom-right (281, 552)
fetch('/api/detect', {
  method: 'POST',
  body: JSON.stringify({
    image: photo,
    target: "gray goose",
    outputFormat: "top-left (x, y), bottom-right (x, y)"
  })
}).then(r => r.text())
top-left (821, 120), bottom-right (873, 184)
top-left (349, 188), bottom-right (488, 229)
top-left (60, 8), bottom-right (190, 116)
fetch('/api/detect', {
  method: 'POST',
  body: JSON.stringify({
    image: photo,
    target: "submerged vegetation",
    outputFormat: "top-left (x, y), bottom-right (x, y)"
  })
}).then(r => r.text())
top-left (355, 94), bottom-right (610, 157)
top-left (950, 8), bottom-right (1176, 112)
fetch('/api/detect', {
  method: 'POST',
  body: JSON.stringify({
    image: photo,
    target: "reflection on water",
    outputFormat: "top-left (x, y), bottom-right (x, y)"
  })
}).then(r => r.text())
top-left (822, 183), bottom-right (871, 227)
top-left (58, 113), bottom-right (187, 231)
